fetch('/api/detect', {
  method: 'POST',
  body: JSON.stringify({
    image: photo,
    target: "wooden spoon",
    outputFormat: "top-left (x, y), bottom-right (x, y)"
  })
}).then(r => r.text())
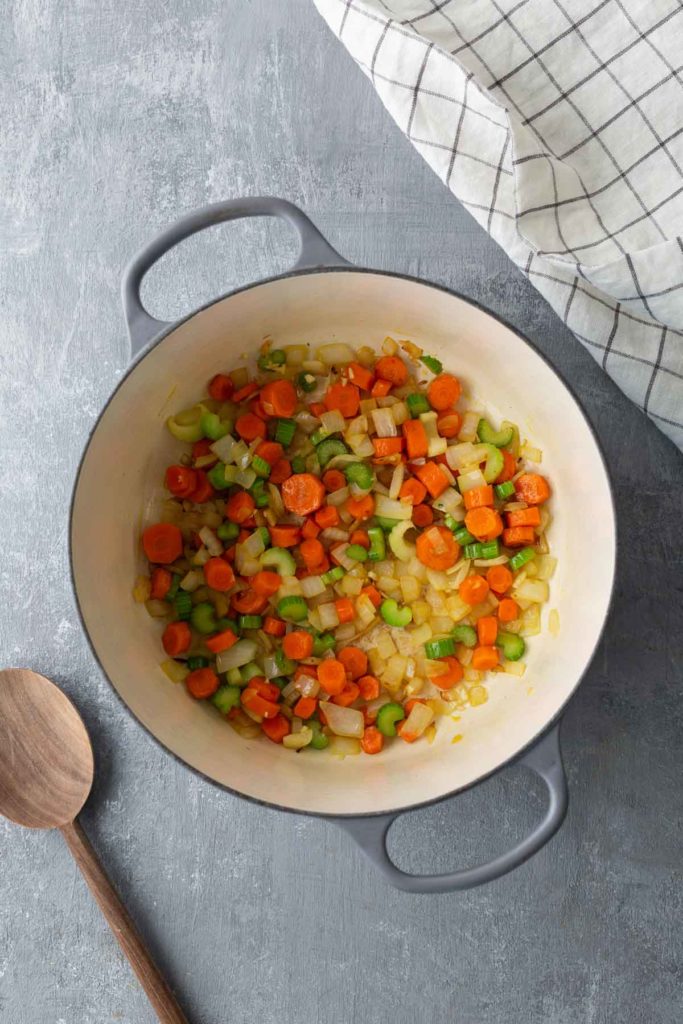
top-left (0, 668), bottom-right (188, 1024)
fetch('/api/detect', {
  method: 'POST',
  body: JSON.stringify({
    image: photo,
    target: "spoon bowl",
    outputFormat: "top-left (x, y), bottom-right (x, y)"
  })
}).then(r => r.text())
top-left (0, 669), bottom-right (93, 829)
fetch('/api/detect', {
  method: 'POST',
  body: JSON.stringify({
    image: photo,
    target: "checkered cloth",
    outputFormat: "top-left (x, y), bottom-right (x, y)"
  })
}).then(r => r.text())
top-left (313, 0), bottom-right (683, 450)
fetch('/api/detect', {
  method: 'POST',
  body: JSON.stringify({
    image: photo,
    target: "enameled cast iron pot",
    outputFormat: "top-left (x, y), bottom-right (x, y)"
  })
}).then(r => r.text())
top-left (70, 197), bottom-right (616, 892)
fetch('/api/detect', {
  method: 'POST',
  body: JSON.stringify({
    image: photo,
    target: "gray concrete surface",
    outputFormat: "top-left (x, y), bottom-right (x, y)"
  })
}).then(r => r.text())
top-left (1, 2), bottom-right (681, 1022)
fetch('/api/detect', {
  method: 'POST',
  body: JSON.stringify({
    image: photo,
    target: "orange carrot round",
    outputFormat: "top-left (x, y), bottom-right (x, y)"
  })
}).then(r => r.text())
top-left (186, 667), bottom-right (219, 699)
top-left (142, 523), bottom-right (183, 564)
top-left (338, 646), bottom-right (368, 679)
top-left (458, 574), bottom-right (489, 606)
top-left (416, 525), bottom-right (460, 570)
top-left (283, 630), bottom-right (314, 660)
top-left (281, 473), bottom-right (325, 515)
top-left (399, 478), bottom-right (427, 505)
top-left (324, 382), bottom-right (360, 418)
top-left (463, 485), bottom-right (494, 510)
top-left (165, 464), bottom-right (198, 498)
top-left (333, 682), bottom-right (360, 707)
top-left (299, 538), bottom-right (325, 569)
top-left (471, 646), bottom-right (499, 671)
top-left (204, 557), bottom-right (235, 592)
top-left (375, 355), bottom-right (408, 386)
top-left (231, 590), bottom-right (269, 615)
top-left (260, 380), bottom-right (297, 417)
top-left (208, 373), bottom-right (234, 401)
top-left (498, 597), bottom-right (519, 622)
top-left (262, 714), bottom-right (291, 743)
top-left (225, 491), bottom-right (255, 524)
top-left (506, 507), bottom-right (541, 528)
top-left (436, 410), bottom-right (462, 438)
top-left (427, 373), bottom-right (461, 410)
top-left (269, 458), bottom-right (292, 485)
top-left (464, 507), bottom-right (504, 542)
top-left (269, 524), bottom-right (301, 547)
top-left (322, 469), bottom-right (346, 492)
top-left (205, 628), bottom-right (239, 654)
top-left (150, 568), bottom-right (172, 600)
top-left (251, 571), bottom-right (282, 596)
top-left (293, 696), bottom-right (318, 720)
top-left (358, 674), bottom-right (380, 700)
top-left (495, 449), bottom-right (517, 483)
top-left (502, 526), bottom-right (536, 547)
top-left (235, 412), bottom-right (267, 442)
top-left (432, 656), bottom-right (463, 689)
top-left (402, 420), bottom-right (428, 459)
top-left (349, 529), bottom-right (370, 549)
top-left (361, 726), bottom-right (384, 755)
top-left (318, 659), bottom-right (346, 695)
top-left (346, 494), bottom-right (375, 520)
top-left (477, 615), bottom-right (498, 647)
top-left (487, 564), bottom-right (513, 595)
top-left (515, 473), bottom-right (551, 505)
top-left (412, 503), bottom-right (434, 527)
top-left (161, 621), bottom-right (191, 656)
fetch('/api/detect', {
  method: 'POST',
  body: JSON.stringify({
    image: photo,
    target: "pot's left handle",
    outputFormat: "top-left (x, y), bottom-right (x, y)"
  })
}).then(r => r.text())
top-left (121, 197), bottom-right (351, 358)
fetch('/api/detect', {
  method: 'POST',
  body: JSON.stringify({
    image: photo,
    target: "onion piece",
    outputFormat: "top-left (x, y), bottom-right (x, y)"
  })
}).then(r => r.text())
top-left (371, 408), bottom-right (398, 437)
top-left (325, 486), bottom-right (350, 506)
top-left (179, 569), bottom-right (204, 592)
top-left (321, 702), bottom-right (364, 738)
top-left (216, 640), bottom-right (258, 673)
top-left (294, 411), bottom-right (320, 434)
top-left (198, 526), bottom-right (223, 557)
top-left (457, 468), bottom-right (487, 494)
top-left (316, 343), bottom-right (355, 366)
top-left (374, 494), bottom-right (413, 521)
top-left (210, 434), bottom-right (237, 463)
top-left (300, 574), bottom-right (326, 598)
top-left (389, 464), bottom-right (405, 500)
top-left (328, 735), bottom-right (361, 757)
top-left (320, 409), bottom-right (346, 435)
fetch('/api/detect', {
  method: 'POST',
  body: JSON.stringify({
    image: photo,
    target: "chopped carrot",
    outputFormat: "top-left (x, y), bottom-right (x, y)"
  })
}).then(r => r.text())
top-left (358, 674), bottom-right (380, 700)
top-left (338, 646), bottom-right (368, 679)
top-left (283, 630), bottom-right (314, 660)
top-left (318, 659), bottom-right (347, 695)
top-left (269, 524), bottom-right (302, 547)
top-left (427, 373), bottom-right (461, 411)
top-left (301, 518), bottom-right (321, 540)
top-left (248, 678), bottom-right (281, 701)
top-left (347, 362), bottom-right (375, 390)
top-left (241, 688), bottom-right (280, 719)
top-left (413, 461), bottom-right (449, 498)
top-left (360, 584), bottom-right (382, 607)
top-left (464, 507), bottom-right (504, 542)
top-left (335, 597), bottom-right (355, 624)
top-left (399, 478), bottom-right (427, 505)
top-left (187, 469), bottom-right (214, 504)
top-left (204, 557), bottom-right (236, 592)
top-left (361, 726), bottom-right (384, 755)
top-left (375, 355), bottom-right (408, 386)
top-left (251, 571), bottom-right (282, 596)
top-left (186, 667), bottom-right (219, 699)
top-left (416, 525), bottom-right (460, 570)
top-left (293, 696), bottom-right (318, 719)
top-left (232, 590), bottom-right (269, 614)
top-left (161, 621), bottom-right (191, 656)
top-left (349, 529), bottom-right (370, 548)
top-left (281, 473), bottom-right (325, 515)
top-left (436, 410), bottom-right (461, 438)
top-left (309, 401), bottom-right (326, 417)
top-left (251, 399), bottom-right (269, 420)
top-left (412, 503), bottom-right (434, 527)
top-left (346, 494), bottom-right (375, 520)
top-left (506, 507), bottom-right (541, 528)
top-left (471, 646), bottom-right (499, 671)
top-left (487, 564), bottom-right (513, 595)
top-left (208, 373), bottom-right (234, 401)
top-left (299, 538), bottom-right (325, 569)
top-left (404, 698), bottom-right (427, 715)
top-left (191, 439), bottom-right (217, 467)
top-left (314, 504), bottom-right (340, 529)
top-left (165, 464), bottom-right (198, 498)
top-left (263, 615), bottom-right (286, 637)
top-left (260, 380), bottom-right (297, 417)
top-left (371, 378), bottom-right (392, 398)
top-left (458, 574), bottom-right (489, 606)
top-left (150, 568), bottom-right (172, 600)
top-left (324, 382), bottom-right (360, 418)
top-left (142, 523), bottom-right (183, 564)
top-left (294, 664), bottom-right (318, 682)
top-left (269, 458), bottom-right (292, 484)
top-left (333, 682), bottom-right (360, 707)
top-left (322, 469), bottom-right (346, 492)
top-left (495, 449), bottom-right (517, 483)
top-left (477, 616), bottom-right (498, 646)
top-left (498, 597), bottom-right (519, 623)
top-left (515, 473), bottom-right (551, 505)
top-left (232, 381), bottom-right (259, 403)
top-left (262, 714), bottom-right (290, 743)
top-left (372, 437), bottom-right (404, 457)
top-left (402, 419), bottom-right (429, 459)
top-left (235, 412), bottom-right (267, 442)
top-left (463, 485), bottom-right (494, 510)
top-left (503, 526), bottom-right (536, 547)
top-left (432, 656), bottom-right (463, 689)
top-left (205, 628), bottom-right (239, 654)
top-left (255, 440), bottom-right (284, 466)
top-left (225, 491), bottom-right (255, 524)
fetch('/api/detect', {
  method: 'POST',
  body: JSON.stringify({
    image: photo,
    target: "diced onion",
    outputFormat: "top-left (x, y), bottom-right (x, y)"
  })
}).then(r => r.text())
top-left (160, 659), bottom-right (189, 684)
top-left (401, 702), bottom-right (434, 739)
top-left (301, 574), bottom-right (326, 598)
top-left (294, 411), bottom-right (319, 434)
top-left (389, 464), bottom-right (405, 500)
top-left (180, 569), bottom-right (204, 592)
top-left (549, 608), bottom-right (560, 636)
top-left (375, 494), bottom-right (413, 520)
top-left (295, 674), bottom-right (320, 697)
top-left (198, 526), bottom-right (223, 557)
top-left (445, 442), bottom-right (480, 471)
top-left (235, 468), bottom-right (256, 490)
top-left (520, 443), bottom-right (542, 463)
top-left (267, 484), bottom-right (285, 517)
top-left (458, 410), bottom-right (481, 442)
top-left (457, 468), bottom-right (487, 493)
top-left (513, 578), bottom-right (549, 603)
top-left (432, 486), bottom-right (463, 515)
top-left (318, 602), bottom-right (341, 629)
top-left (321, 702), bottom-right (364, 738)
top-left (216, 640), bottom-right (258, 673)
top-left (347, 434), bottom-right (375, 457)
top-left (330, 543), bottom-right (356, 570)
top-left (371, 408), bottom-right (398, 437)
top-left (284, 345), bottom-right (307, 365)
top-left (345, 415), bottom-right (368, 436)
top-left (325, 486), bottom-right (350, 506)
top-left (283, 726), bottom-right (313, 750)
top-left (316, 343), bottom-right (355, 366)
top-left (231, 440), bottom-right (250, 468)
top-left (210, 434), bottom-right (236, 463)
top-left (328, 735), bottom-right (361, 757)
top-left (320, 409), bottom-right (346, 435)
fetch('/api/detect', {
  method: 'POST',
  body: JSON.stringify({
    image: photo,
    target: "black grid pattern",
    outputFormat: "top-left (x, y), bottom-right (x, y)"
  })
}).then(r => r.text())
top-left (314, 0), bottom-right (683, 449)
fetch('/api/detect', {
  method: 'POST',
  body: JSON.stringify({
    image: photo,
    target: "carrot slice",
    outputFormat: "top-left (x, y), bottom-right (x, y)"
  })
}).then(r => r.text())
top-left (251, 571), bottom-right (282, 596)
top-left (372, 437), bottom-right (404, 457)
top-left (315, 505), bottom-right (340, 529)
top-left (142, 523), bottom-right (183, 564)
top-left (349, 529), bottom-right (370, 549)
top-left (283, 630), bottom-right (314, 660)
top-left (431, 656), bottom-right (463, 689)
top-left (334, 597), bottom-right (355, 624)
top-left (161, 621), bottom-right (191, 656)
top-left (333, 681), bottom-right (360, 707)
top-left (464, 507), bottom-right (504, 542)
top-left (232, 381), bottom-right (259, 403)
top-left (477, 616), bottom-right (498, 646)
top-left (346, 362), bottom-right (375, 390)
top-left (318, 659), bottom-right (346, 695)
top-left (269, 458), bottom-right (292, 484)
top-left (471, 646), bottom-right (499, 671)
top-left (402, 420), bottom-right (429, 459)
top-left (375, 355), bottom-right (408, 386)
top-left (360, 584), bottom-right (382, 607)
top-left (458, 574), bottom-right (489, 605)
top-left (260, 380), bottom-right (297, 417)
top-left (412, 503), bottom-right (433, 527)
top-left (231, 591), bottom-right (269, 614)
top-left (358, 674), bottom-right (380, 700)
top-left (497, 597), bottom-right (519, 623)
top-left (463, 485), bottom-right (494, 510)
top-left (208, 373), bottom-right (234, 401)
top-left (299, 538), bottom-right (325, 569)
top-left (487, 564), bottom-right (513, 595)
top-left (515, 473), bottom-right (551, 505)
top-left (241, 688), bottom-right (280, 719)
top-left (225, 492), bottom-right (255, 524)
top-left (322, 469), bottom-right (346, 492)
top-left (165, 464), bottom-right (198, 498)
top-left (361, 726), bottom-right (384, 755)
top-left (301, 518), bottom-right (321, 540)
top-left (205, 628), bottom-right (239, 654)
top-left (150, 568), bottom-right (172, 600)
top-left (502, 526), bottom-right (536, 547)
top-left (262, 714), bottom-right (291, 743)
top-left (293, 696), bottom-right (318, 719)
top-left (399, 478), bottom-right (427, 505)
top-left (506, 507), bottom-right (541, 528)
top-left (371, 379), bottom-right (392, 398)
top-left (324, 382), bottom-right (360, 418)
top-left (495, 449), bottom-right (517, 483)
top-left (436, 411), bottom-right (461, 438)
top-left (415, 525), bottom-right (460, 570)
top-left (255, 440), bottom-right (284, 466)
top-left (263, 615), bottom-right (286, 636)
top-left (413, 461), bottom-right (449, 498)
top-left (269, 524), bottom-right (302, 547)
top-left (281, 474), bottom-right (325, 515)
top-left (427, 373), bottom-right (461, 411)
top-left (204, 557), bottom-right (236, 592)
top-left (187, 469), bottom-right (214, 504)
top-left (186, 667), bottom-right (219, 699)
top-left (235, 413), bottom-right (267, 442)
top-left (338, 646), bottom-right (368, 679)
top-left (346, 494), bottom-right (375, 520)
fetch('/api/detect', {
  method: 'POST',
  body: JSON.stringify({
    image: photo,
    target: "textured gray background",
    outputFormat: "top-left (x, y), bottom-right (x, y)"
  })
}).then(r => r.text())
top-left (1, 2), bottom-right (681, 1023)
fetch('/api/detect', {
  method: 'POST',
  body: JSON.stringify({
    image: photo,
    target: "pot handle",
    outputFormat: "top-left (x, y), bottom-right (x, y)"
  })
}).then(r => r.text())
top-left (334, 723), bottom-right (568, 893)
top-left (121, 197), bottom-right (350, 357)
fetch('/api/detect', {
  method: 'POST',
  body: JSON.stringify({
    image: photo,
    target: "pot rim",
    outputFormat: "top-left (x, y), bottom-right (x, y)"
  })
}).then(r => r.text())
top-left (69, 264), bottom-right (617, 820)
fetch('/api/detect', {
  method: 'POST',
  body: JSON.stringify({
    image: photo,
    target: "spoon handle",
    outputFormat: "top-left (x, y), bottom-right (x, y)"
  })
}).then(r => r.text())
top-left (61, 819), bottom-right (189, 1024)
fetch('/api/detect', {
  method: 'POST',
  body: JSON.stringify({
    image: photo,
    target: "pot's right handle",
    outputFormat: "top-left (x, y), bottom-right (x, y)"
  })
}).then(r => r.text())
top-left (335, 723), bottom-right (568, 893)
top-left (121, 197), bottom-right (351, 358)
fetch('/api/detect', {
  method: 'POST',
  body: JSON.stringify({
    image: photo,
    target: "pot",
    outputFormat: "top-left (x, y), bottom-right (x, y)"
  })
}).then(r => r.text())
top-left (70, 197), bottom-right (616, 892)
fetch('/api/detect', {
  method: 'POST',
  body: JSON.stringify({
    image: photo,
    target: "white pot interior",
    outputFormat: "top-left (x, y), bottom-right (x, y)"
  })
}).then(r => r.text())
top-left (71, 271), bottom-right (615, 816)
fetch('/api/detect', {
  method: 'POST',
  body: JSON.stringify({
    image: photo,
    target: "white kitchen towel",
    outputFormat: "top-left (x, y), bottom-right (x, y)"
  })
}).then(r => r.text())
top-left (313, 0), bottom-right (683, 450)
